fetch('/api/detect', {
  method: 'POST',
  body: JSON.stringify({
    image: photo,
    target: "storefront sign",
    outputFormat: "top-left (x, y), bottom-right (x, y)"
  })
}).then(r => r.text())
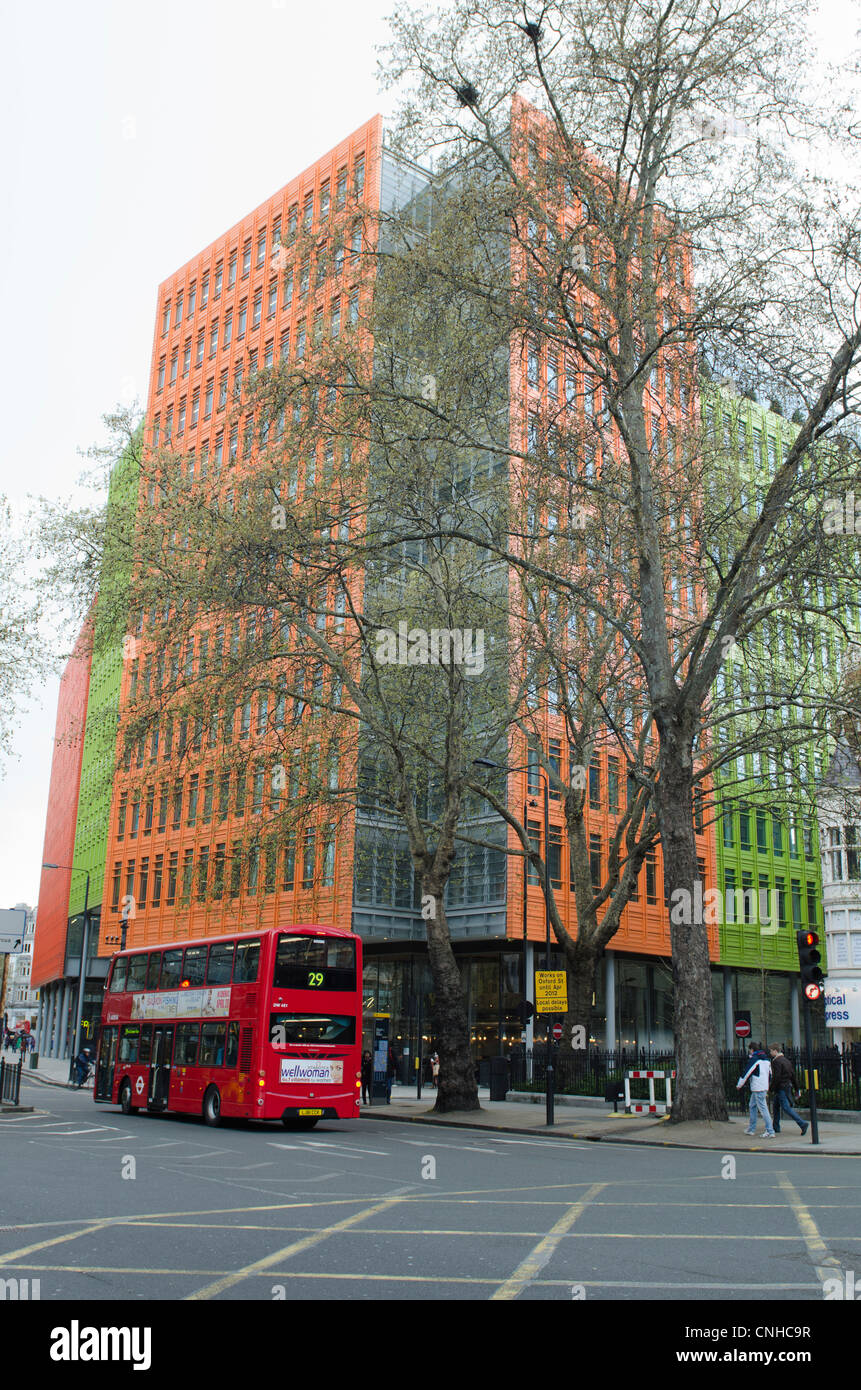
top-left (824, 980), bottom-right (861, 1027)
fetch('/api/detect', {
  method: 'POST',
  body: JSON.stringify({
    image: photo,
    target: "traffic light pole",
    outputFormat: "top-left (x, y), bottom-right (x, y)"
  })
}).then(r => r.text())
top-left (802, 997), bottom-right (820, 1146)
top-left (544, 776), bottom-right (554, 1128)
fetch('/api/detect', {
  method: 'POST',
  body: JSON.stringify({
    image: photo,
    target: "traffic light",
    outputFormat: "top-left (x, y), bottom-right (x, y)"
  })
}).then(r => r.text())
top-left (795, 930), bottom-right (824, 1002)
top-left (517, 1000), bottom-right (536, 1026)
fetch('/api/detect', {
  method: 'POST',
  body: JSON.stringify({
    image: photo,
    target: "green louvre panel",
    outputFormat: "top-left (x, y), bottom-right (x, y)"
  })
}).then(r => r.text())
top-left (68, 430), bottom-right (140, 923)
top-left (705, 392), bottom-right (831, 973)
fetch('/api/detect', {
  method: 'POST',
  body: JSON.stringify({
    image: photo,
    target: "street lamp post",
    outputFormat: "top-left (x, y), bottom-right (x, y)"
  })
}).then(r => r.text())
top-left (42, 863), bottom-right (90, 1075)
top-left (473, 757), bottom-right (555, 1126)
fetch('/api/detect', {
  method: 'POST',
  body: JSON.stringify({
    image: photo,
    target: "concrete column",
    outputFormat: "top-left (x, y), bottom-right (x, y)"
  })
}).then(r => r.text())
top-left (605, 951), bottom-right (616, 1051)
top-left (790, 980), bottom-right (801, 1050)
top-left (723, 967), bottom-right (734, 1049)
top-left (57, 980), bottom-right (70, 1060)
top-left (524, 941), bottom-right (534, 1080)
top-left (46, 985), bottom-right (58, 1058)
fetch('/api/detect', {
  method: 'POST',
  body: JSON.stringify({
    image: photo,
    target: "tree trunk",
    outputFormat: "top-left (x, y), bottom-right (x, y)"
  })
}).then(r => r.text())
top-left (557, 935), bottom-right (599, 1058)
top-left (653, 737), bottom-right (728, 1122)
top-left (422, 881), bottom-right (480, 1112)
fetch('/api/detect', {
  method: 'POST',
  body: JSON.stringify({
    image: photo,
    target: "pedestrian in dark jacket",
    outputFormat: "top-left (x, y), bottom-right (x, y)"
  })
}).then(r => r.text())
top-left (769, 1045), bottom-right (808, 1135)
top-left (360, 1050), bottom-right (373, 1107)
top-left (386, 1047), bottom-right (398, 1102)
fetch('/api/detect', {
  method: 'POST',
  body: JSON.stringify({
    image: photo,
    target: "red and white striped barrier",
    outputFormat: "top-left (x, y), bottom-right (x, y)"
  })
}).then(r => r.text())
top-left (624, 1069), bottom-right (675, 1114)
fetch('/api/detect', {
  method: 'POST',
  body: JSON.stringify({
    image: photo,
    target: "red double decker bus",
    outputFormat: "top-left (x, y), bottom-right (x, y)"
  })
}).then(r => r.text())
top-left (94, 924), bottom-right (362, 1129)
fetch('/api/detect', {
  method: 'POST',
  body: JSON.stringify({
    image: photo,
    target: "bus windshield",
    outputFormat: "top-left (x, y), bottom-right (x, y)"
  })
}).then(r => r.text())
top-left (273, 935), bottom-right (356, 991)
top-left (269, 1013), bottom-right (356, 1047)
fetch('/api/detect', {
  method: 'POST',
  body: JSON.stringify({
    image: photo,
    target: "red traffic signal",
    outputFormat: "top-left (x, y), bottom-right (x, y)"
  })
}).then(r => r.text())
top-left (796, 929), bottom-right (824, 1000)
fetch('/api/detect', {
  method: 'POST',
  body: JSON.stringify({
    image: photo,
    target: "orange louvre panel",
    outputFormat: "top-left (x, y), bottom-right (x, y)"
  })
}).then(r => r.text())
top-left (32, 623), bottom-right (92, 987)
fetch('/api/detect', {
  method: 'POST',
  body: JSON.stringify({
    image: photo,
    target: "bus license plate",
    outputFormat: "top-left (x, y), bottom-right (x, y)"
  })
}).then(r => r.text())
top-left (299, 1108), bottom-right (323, 1116)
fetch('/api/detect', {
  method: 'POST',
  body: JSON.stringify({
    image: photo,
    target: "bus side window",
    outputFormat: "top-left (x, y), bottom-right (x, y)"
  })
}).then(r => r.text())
top-left (138, 1025), bottom-right (153, 1065)
top-left (119, 1025), bottom-right (140, 1063)
top-left (234, 939), bottom-right (260, 983)
top-left (146, 953), bottom-right (161, 990)
top-left (127, 954), bottom-right (148, 991)
top-left (109, 958), bottom-right (128, 993)
top-left (160, 949), bottom-right (183, 990)
top-left (206, 941), bottom-right (234, 985)
top-left (175, 1023), bottom-right (200, 1066)
top-left (200, 1022), bottom-right (226, 1066)
top-left (225, 1021), bottom-right (240, 1067)
top-left (182, 944), bottom-right (208, 986)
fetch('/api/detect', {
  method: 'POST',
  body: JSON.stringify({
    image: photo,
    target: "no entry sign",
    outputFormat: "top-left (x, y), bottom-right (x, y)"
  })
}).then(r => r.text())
top-left (734, 1014), bottom-right (752, 1038)
top-left (552, 1023), bottom-right (563, 1040)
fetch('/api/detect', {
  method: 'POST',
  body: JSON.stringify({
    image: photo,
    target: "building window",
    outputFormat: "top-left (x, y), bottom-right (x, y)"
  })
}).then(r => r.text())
top-left (589, 761), bottom-right (600, 810)
top-left (181, 849), bottom-right (194, 902)
top-left (282, 834), bottom-right (296, 891)
top-left (590, 834), bottom-right (602, 891)
top-left (302, 827), bottom-right (316, 888)
top-left (645, 849), bottom-right (657, 904)
top-left (197, 847), bottom-right (209, 901)
top-left (756, 809), bottom-right (768, 853)
top-left (321, 826), bottom-right (335, 887)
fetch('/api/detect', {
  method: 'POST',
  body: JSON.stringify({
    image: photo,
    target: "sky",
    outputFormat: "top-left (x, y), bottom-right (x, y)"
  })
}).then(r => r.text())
top-left (0, 0), bottom-right (859, 910)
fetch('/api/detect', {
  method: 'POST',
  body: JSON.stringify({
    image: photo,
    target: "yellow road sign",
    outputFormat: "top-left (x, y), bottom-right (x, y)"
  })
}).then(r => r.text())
top-left (535, 970), bottom-right (568, 1015)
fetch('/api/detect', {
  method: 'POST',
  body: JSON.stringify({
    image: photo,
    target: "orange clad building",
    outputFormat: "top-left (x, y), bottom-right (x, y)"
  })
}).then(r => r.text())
top-left (81, 110), bottom-right (717, 1066)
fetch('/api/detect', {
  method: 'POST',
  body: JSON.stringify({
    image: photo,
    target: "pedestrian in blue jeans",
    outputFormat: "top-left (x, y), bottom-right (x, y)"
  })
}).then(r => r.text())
top-left (768, 1045), bottom-right (809, 1136)
top-left (736, 1043), bottom-right (775, 1136)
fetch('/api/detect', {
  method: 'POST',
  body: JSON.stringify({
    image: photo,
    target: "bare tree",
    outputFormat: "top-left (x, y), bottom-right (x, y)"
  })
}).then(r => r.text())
top-left (374, 0), bottom-right (861, 1118)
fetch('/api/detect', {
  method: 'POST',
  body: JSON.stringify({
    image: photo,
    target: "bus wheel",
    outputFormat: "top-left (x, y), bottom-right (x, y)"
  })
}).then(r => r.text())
top-left (203, 1086), bottom-right (222, 1127)
top-left (120, 1080), bottom-right (138, 1116)
top-left (283, 1115), bottom-right (318, 1130)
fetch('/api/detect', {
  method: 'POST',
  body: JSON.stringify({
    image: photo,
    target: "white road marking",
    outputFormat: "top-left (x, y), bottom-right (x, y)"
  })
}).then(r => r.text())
top-left (305, 1141), bottom-right (389, 1156)
top-left (29, 1127), bottom-right (106, 1136)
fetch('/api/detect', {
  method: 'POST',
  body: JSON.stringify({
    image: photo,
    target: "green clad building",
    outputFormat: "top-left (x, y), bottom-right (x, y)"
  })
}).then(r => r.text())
top-left (705, 389), bottom-right (844, 1047)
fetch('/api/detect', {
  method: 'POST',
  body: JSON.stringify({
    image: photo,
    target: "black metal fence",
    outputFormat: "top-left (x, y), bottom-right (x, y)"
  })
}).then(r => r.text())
top-left (0, 1058), bottom-right (22, 1106)
top-left (506, 1045), bottom-right (861, 1112)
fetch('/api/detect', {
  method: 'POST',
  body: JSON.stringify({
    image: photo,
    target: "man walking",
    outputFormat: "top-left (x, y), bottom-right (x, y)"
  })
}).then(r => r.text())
top-left (736, 1042), bottom-right (775, 1136)
top-left (769, 1045), bottom-right (809, 1136)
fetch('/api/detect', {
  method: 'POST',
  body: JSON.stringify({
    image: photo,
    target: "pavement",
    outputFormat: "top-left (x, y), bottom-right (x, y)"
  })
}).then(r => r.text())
top-left (365, 1088), bottom-right (861, 1155)
top-left (18, 1056), bottom-right (861, 1153)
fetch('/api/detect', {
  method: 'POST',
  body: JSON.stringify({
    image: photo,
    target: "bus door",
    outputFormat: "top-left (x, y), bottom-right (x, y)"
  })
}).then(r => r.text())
top-left (147, 1025), bottom-right (174, 1110)
top-left (94, 1026), bottom-right (118, 1101)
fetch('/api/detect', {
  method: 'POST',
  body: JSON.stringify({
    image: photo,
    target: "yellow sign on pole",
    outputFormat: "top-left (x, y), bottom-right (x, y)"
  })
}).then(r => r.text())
top-left (535, 970), bottom-right (568, 1015)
